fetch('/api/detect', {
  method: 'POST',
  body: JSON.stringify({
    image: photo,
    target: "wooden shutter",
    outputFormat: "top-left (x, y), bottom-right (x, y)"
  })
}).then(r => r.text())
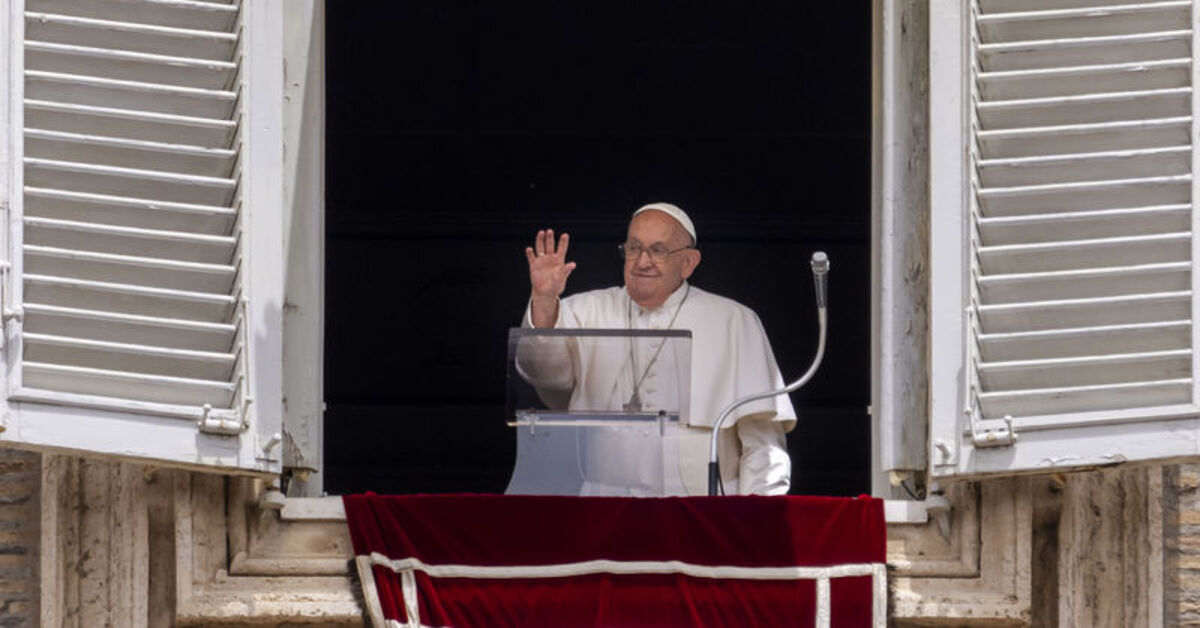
top-left (930, 0), bottom-right (1200, 477)
top-left (0, 0), bottom-right (283, 473)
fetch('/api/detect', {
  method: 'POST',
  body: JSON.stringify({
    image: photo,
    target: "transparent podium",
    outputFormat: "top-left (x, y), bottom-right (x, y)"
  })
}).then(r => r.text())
top-left (505, 328), bottom-right (692, 496)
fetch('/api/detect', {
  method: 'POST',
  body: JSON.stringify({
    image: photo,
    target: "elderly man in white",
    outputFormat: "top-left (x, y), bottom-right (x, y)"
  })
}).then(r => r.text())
top-left (522, 202), bottom-right (795, 496)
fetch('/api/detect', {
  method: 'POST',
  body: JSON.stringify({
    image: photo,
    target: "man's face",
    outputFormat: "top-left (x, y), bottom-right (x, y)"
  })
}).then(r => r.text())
top-left (623, 211), bottom-right (701, 309)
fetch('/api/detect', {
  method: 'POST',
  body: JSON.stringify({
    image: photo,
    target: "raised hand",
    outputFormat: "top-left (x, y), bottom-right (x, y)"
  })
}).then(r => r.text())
top-left (525, 229), bottom-right (576, 327)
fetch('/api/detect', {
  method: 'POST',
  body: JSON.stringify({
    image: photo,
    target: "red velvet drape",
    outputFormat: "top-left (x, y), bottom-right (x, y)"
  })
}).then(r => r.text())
top-left (344, 494), bottom-right (885, 627)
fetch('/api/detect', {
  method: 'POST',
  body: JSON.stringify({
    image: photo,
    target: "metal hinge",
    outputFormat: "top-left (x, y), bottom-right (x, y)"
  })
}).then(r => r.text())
top-left (969, 415), bottom-right (1017, 448)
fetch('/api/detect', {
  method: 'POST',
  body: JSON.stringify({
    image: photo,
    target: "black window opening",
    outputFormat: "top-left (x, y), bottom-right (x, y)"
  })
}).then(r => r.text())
top-left (324, 3), bottom-right (871, 496)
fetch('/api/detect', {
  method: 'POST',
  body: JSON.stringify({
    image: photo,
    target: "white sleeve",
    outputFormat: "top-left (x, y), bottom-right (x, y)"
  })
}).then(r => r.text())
top-left (736, 417), bottom-right (791, 495)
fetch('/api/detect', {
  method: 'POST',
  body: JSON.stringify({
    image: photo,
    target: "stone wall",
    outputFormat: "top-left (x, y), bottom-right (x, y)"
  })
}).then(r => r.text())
top-left (1166, 463), bottom-right (1200, 626)
top-left (0, 449), bottom-right (38, 627)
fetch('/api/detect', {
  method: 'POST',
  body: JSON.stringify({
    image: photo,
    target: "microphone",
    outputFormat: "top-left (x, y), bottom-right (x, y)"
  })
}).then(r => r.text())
top-left (811, 251), bottom-right (828, 309)
top-left (708, 251), bottom-right (831, 495)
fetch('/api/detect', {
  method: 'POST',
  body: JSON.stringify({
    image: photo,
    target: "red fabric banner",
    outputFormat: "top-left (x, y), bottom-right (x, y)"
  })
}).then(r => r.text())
top-left (344, 494), bottom-right (885, 627)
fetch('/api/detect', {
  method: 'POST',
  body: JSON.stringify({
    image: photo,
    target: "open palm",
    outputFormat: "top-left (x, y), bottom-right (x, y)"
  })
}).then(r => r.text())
top-left (525, 229), bottom-right (577, 299)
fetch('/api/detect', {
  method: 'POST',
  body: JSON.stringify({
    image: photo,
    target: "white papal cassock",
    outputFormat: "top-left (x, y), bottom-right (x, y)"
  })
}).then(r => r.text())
top-left (522, 281), bottom-right (795, 496)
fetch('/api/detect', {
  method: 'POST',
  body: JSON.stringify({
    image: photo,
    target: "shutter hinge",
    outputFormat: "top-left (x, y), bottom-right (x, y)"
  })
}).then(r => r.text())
top-left (969, 415), bottom-right (1017, 448)
top-left (197, 400), bottom-right (252, 435)
top-left (0, 261), bottom-right (19, 324)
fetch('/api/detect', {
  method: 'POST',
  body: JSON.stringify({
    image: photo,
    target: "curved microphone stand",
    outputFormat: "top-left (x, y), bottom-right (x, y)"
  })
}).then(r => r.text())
top-left (707, 252), bottom-right (829, 496)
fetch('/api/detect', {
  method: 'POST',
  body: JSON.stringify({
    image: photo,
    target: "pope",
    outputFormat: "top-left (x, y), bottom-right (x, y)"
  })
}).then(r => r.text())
top-left (522, 202), bottom-right (796, 496)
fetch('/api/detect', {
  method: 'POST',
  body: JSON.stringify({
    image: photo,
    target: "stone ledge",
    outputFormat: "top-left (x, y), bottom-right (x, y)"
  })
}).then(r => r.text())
top-left (176, 575), bottom-right (363, 626)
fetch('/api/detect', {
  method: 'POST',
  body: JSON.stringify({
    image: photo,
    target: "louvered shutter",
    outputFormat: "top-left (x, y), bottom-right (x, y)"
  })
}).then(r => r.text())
top-left (0, 0), bottom-right (283, 474)
top-left (929, 0), bottom-right (1200, 477)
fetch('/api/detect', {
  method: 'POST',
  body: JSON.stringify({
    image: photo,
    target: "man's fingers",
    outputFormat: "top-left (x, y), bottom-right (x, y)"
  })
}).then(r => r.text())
top-left (563, 261), bottom-right (577, 276)
top-left (534, 229), bottom-right (546, 256)
top-left (525, 246), bottom-right (537, 265)
top-left (531, 228), bottom-right (571, 262)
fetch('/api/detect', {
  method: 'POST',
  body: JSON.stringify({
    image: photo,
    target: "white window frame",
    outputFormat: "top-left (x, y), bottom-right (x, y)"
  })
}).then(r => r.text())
top-left (0, 0), bottom-right (285, 475)
top-left (927, 0), bottom-right (1200, 479)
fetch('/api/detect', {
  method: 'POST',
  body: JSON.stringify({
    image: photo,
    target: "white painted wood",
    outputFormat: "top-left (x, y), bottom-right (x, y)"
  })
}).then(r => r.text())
top-left (930, 0), bottom-right (1200, 477)
top-left (280, 0), bottom-right (325, 494)
top-left (0, 0), bottom-right (285, 473)
top-left (871, 0), bottom-right (930, 495)
top-left (12, 400), bottom-right (274, 472)
top-left (240, 0), bottom-right (285, 472)
top-left (927, 0), bottom-right (970, 474)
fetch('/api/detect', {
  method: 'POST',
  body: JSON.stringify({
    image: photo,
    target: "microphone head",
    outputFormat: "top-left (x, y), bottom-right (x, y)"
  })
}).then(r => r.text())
top-left (811, 251), bottom-right (829, 275)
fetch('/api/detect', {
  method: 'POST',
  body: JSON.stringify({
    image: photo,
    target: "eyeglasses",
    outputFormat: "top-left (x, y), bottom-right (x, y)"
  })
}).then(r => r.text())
top-left (618, 242), bottom-right (694, 262)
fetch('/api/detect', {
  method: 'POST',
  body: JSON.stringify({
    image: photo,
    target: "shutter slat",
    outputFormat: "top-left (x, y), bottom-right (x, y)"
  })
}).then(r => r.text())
top-left (980, 0), bottom-right (1186, 13)
top-left (978, 87), bottom-right (1190, 128)
top-left (24, 11), bottom-right (237, 61)
top-left (23, 303), bottom-right (235, 353)
top-left (978, 291), bottom-right (1190, 333)
top-left (979, 145), bottom-right (1190, 188)
top-left (25, 128), bottom-right (236, 177)
top-left (979, 349), bottom-right (1191, 390)
top-left (978, 205), bottom-right (1189, 244)
top-left (24, 332), bottom-right (235, 380)
top-left (25, 70), bottom-right (237, 119)
top-left (979, 116), bottom-right (1191, 159)
top-left (25, 245), bottom-right (236, 294)
top-left (979, 320), bottom-right (1191, 361)
top-left (979, 58), bottom-right (1191, 100)
top-left (980, 30), bottom-right (1191, 71)
top-left (978, 232), bottom-right (1189, 274)
top-left (25, 40), bottom-right (236, 90)
top-left (979, 261), bottom-right (1190, 302)
top-left (25, 99), bottom-right (235, 147)
top-left (25, 157), bottom-right (236, 205)
top-left (24, 187), bottom-right (234, 234)
top-left (978, 379), bottom-right (1192, 418)
top-left (22, 362), bottom-right (235, 407)
top-left (977, 3), bottom-right (1191, 43)
top-left (24, 274), bottom-right (234, 323)
top-left (979, 175), bottom-right (1190, 214)
top-left (26, 0), bottom-right (239, 33)
top-left (25, 216), bottom-right (236, 264)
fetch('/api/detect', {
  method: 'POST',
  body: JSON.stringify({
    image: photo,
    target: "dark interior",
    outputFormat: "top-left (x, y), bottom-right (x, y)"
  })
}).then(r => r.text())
top-left (324, 2), bottom-right (872, 496)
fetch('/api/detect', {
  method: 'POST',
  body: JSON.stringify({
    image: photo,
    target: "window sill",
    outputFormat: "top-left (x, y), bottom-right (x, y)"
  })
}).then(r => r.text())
top-left (280, 496), bottom-right (930, 524)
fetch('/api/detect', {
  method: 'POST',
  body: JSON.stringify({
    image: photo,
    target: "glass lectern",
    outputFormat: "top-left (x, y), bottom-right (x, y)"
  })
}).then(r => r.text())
top-left (505, 328), bottom-right (692, 496)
